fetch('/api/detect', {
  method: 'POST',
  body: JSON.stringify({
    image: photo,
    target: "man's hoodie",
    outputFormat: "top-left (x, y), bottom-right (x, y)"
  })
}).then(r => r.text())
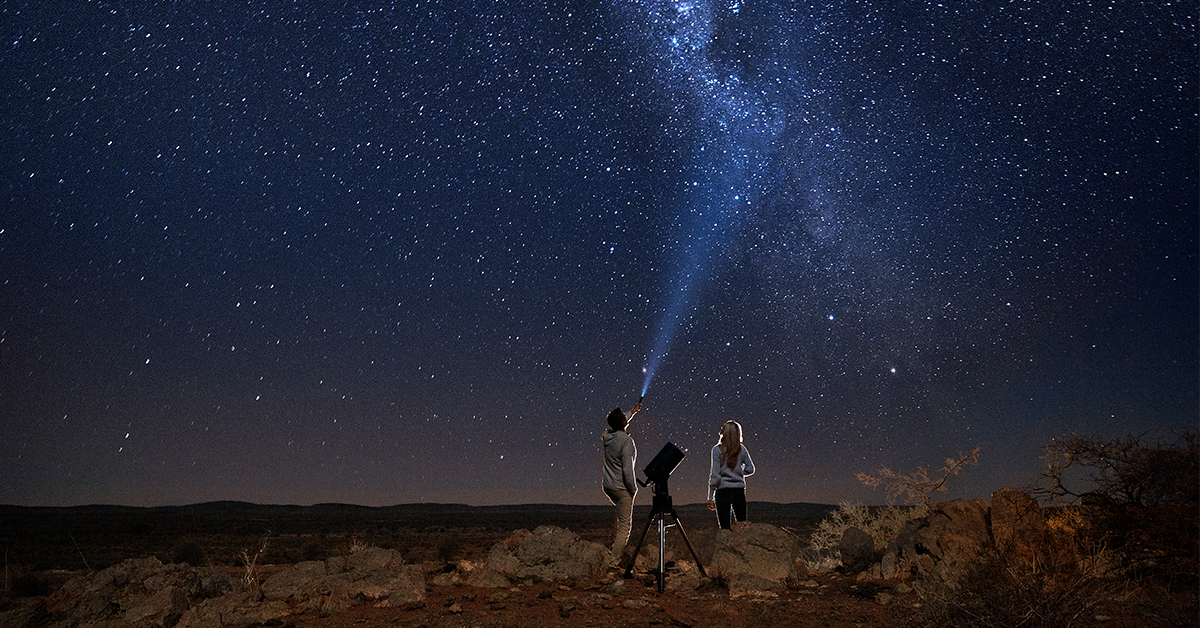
top-left (602, 429), bottom-right (638, 496)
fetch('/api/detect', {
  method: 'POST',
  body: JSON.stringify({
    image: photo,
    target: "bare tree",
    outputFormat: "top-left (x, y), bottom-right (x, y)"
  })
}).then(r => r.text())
top-left (1034, 431), bottom-right (1198, 506)
top-left (856, 447), bottom-right (981, 507)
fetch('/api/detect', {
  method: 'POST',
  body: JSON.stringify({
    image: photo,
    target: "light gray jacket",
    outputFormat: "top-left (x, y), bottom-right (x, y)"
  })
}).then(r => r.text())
top-left (707, 444), bottom-right (755, 501)
top-left (602, 429), bottom-right (638, 497)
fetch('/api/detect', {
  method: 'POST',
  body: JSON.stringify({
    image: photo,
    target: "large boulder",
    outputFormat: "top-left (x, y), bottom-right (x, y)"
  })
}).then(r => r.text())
top-left (38, 546), bottom-right (423, 628)
top-left (481, 526), bottom-right (607, 584)
top-left (260, 560), bottom-right (329, 599)
top-left (174, 590), bottom-right (292, 628)
top-left (46, 557), bottom-right (232, 628)
top-left (880, 499), bottom-right (993, 588)
top-left (259, 546), bottom-right (424, 615)
top-left (838, 526), bottom-right (875, 573)
top-left (699, 522), bottom-right (807, 597)
top-left (991, 488), bottom-right (1046, 562)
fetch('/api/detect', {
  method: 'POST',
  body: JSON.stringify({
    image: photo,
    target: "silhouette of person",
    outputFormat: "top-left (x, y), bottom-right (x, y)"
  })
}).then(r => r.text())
top-left (601, 397), bottom-right (643, 566)
top-left (707, 420), bottom-right (755, 529)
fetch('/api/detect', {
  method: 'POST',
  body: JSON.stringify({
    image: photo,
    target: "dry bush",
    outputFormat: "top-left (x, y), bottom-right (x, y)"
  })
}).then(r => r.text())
top-left (437, 534), bottom-right (464, 562)
top-left (1046, 500), bottom-right (1199, 583)
top-left (805, 448), bottom-right (980, 571)
top-left (171, 541), bottom-right (207, 566)
top-left (238, 532), bottom-right (270, 589)
top-left (857, 447), bottom-right (981, 508)
top-left (804, 502), bottom-right (927, 570)
top-left (1035, 431), bottom-right (1197, 507)
top-left (914, 553), bottom-right (1128, 628)
top-left (302, 540), bottom-right (329, 562)
top-left (1034, 431), bottom-right (1199, 583)
top-left (916, 501), bottom-right (1198, 628)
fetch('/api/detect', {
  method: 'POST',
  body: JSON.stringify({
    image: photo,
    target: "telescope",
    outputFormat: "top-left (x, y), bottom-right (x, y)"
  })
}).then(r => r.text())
top-left (625, 442), bottom-right (706, 590)
top-left (639, 441), bottom-right (685, 488)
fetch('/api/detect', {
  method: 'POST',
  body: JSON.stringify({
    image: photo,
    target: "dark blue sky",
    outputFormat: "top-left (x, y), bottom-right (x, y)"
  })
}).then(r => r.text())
top-left (2, 0), bottom-right (1195, 507)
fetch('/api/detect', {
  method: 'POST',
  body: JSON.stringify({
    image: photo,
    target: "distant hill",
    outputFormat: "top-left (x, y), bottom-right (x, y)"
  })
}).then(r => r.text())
top-left (0, 501), bottom-right (837, 571)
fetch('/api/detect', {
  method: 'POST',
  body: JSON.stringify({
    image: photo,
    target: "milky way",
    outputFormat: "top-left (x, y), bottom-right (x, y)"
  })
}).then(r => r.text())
top-left (1, 0), bottom-right (1195, 507)
top-left (629, 0), bottom-right (784, 397)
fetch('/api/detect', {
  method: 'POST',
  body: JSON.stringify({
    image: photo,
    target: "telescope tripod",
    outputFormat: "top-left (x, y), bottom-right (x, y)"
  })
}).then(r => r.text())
top-left (623, 479), bottom-right (707, 592)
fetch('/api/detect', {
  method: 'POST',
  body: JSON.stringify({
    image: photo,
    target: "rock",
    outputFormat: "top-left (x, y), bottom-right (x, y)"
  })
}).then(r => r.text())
top-left (663, 560), bottom-right (705, 592)
top-left (463, 567), bottom-right (512, 588)
top-left (482, 526), bottom-right (607, 583)
top-left (838, 526), bottom-right (875, 573)
top-left (260, 560), bottom-right (329, 599)
top-left (46, 557), bottom-right (201, 627)
top-left (121, 584), bottom-right (189, 626)
top-left (46, 560), bottom-right (169, 627)
top-left (0, 598), bottom-right (47, 628)
top-left (991, 488), bottom-right (1046, 561)
top-left (301, 557), bottom-right (425, 616)
top-left (345, 546), bottom-right (402, 573)
top-left (175, 590), bottom-right (291, 628)
top-left (700, 523), bottom-right (806, 596)
top-left (48, 556), bottom-right (168, 619)
top-left (42, 545), bottom-right (424, 628)
top-left (880, 499), bottom-right (993, 588)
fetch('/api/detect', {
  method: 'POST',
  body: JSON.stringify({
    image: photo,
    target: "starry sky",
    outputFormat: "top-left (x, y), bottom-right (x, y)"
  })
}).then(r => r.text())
top-left (2, 0), bottom-right (1195, 508)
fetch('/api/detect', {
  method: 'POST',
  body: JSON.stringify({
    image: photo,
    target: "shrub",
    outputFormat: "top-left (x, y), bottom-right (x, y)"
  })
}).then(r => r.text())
top-left (918, 476), bottom-right (1198, 628)
top-left (805, 447), bottom-right (979, 570)
top-left (1035, 431), bottom-right (1199, 582)
top-left (171, 541), bottom-right (207, 566)
top-left (856, 447), bottom-right (980, 508)
top-left (302, 540), bottom-right (328, 562)
top-left (1035, 431), bottom-right (1197, 507)
top-left (437, 534), bottom-right (463, 562)
top-left (915, 552), bottom-right (1125, 628)
top-left (804, 502), bottom-right (927, 570)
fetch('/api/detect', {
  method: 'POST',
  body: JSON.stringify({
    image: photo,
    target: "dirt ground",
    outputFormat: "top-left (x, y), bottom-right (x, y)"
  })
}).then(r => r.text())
top-left (281, 559), bottom-right (1188, 628)
top-left (301, 571), bottom-right (909, 628)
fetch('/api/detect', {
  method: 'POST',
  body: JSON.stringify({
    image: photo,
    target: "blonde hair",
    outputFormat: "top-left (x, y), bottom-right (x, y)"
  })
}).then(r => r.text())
top-left (718, 420), bottom-right (743, 469)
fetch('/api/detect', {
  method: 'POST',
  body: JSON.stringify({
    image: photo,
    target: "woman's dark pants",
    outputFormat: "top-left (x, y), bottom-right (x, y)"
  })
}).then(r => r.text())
top-left (714, 487), bottom-right (746, 529)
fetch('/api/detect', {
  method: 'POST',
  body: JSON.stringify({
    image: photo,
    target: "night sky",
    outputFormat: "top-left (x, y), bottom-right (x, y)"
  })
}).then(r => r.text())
top-left (2, 0), bottom-right (1195, 508)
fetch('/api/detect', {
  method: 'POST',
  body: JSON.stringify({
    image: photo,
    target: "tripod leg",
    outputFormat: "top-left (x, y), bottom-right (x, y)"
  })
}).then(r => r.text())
top-left (669, 511), bottom-right (708, 578)
top-left (623, 511), bottom-right (656, 579)
top-left (657, 516), bottom-right (665, 593)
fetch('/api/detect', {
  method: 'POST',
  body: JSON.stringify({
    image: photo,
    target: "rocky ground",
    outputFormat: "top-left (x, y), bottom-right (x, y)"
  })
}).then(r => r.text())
top-left (0, 502), bottom-right (1194, 628)
top-left (302, 570), bottom-right (911, 628)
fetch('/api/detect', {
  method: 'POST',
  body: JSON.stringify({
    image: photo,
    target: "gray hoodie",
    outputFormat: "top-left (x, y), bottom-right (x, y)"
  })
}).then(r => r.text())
top-left (602, 429), bottom-right (638, 497)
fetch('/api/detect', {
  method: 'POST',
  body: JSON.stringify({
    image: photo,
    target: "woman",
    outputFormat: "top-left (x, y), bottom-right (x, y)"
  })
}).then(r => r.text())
top-left (707, 420), bottom-right (755, 529)
top-left (601, 397), bottom-right (642, 565)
